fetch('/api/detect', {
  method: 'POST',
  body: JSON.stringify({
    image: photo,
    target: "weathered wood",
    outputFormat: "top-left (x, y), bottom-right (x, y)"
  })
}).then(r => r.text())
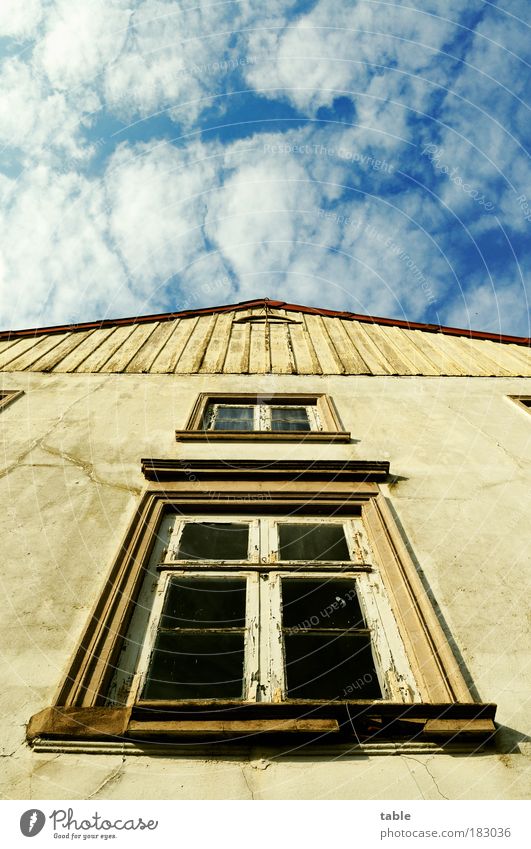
top-left (270, 322), bottom-right (295, 374)
top-left (199, 313), bottom-right (233, 373)
top-left (303, 315), bottom-right (344, 374)
top-left (29, 332), bottom-right (93, 372)
top-left (423, 718), bottom-right (496, 737)
top-left (27, 706), bottom-right (131, 741)
top-left (223, 320), bottom-right (250, 373)
top-left (124, 321), bottom-right (177, 373)
top-left (101, 323), bottom-right (160, 372)
top-left (3, 333), bottom-right (70, 371)
top-left (60, 327), bottom-right (120, 372)
top-left (127, 719), bottom-right (339, 736)
top-left (174, 314), bottom-right (217, 373)
top-left (343, 321), bottom-right (393, 375)
top-left (288, 321), bottom-right (321, 374)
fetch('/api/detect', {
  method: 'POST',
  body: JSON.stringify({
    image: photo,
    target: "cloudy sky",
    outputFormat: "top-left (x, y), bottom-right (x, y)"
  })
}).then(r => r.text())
top-left (0, 0), bottom-right (529, 335)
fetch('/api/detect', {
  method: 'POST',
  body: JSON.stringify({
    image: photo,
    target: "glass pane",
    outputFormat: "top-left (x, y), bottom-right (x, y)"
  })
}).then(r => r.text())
top-left (278, 523), bottom-right (350, 561)
top-left (142, 632), bottom-right (245, 700)
top-left (282, 579), bottom-right (365, 630)
top-left (161, 578), bottom-right (246, 629)
top-left (271, 407), bottom-right (311, 432)
top-left (284, 633), bottom-right (381, 700)
top-left (176, 522), bottom-right (249, 560)
top-left (212, 406), bottom-right (254, 431)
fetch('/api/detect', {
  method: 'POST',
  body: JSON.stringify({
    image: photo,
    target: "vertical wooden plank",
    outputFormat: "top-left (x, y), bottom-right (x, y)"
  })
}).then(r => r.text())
top-left (385, 327), bottom-right (439, 376)
top-left (0, 336), bottom-right (48, 369)
top-left (72, 327), bottom-right (133, 373)
top-left (449, 336), bottom-right (505, 377)
top-left (223, 320), bottom-right (250, 373)
top-left (124, 321), bottom-right (177, 373)
top-left (409, 330), bottom-right (465, 376)
top-left (357, 323), bottom-right (410, 374)
top-left (341, 321), bottom-right (391, 375)
top-left (199, 313), bottom-right (233, 373)
top-left (378, 325), bottom-right (439, 375)
top-left (99, 323), bottom-right (159, 372)
top-left (287, 321), bottom-right (320, 374)
top-left (28, 332), bottom-right (91, 372)
top-left (174, 315), bottom-right (217, 373)
top-left (248, 322), bottom-right (268, 373)
top-left (150, 318), bottom-right (198, 373)
top-left (304, 315), bottom-right (344, 374)
top-left (325, 318), bottom-right (371, 374)
top-left (3, 333), bottom-right (72, 371)
top-left (479, 339), bottom-right (531, 376)
top-left (270, 323), bottom-right (295, 374)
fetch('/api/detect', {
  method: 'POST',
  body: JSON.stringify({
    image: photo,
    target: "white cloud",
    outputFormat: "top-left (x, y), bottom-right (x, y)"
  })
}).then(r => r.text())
top-left (0, 0), bottom-right (43, 40)
top-left (0, 166), bottom-right (138, 329)
top-left (36, 0), bottom-right (131, 90)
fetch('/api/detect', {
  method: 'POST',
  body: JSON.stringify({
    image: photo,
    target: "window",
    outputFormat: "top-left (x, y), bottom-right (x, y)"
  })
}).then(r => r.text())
top-left (106, 517), bottom-right (416, 708)
top-left (509, 395), bottom-right (531, 413)
top-left (0, 389), bottom-right (23, 411)
top-left (27, 460), bottom-right (496, 749)
top-left (175, 393), bottom-right (350, 442)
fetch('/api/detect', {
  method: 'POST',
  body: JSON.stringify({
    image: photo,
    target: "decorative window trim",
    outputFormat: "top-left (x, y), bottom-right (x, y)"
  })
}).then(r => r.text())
top-left (175, 393), bottom-right (350, 443)
top-left (27, 460), bottom-right (496, 749)
top-left (0, 389), bottom-right (23, 411)
top-left (508, 395), bottom-right (531, 414)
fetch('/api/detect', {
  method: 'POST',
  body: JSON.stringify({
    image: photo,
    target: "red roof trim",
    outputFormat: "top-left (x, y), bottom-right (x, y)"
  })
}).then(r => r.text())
top-left (0, 298), bottom-right (529, 347)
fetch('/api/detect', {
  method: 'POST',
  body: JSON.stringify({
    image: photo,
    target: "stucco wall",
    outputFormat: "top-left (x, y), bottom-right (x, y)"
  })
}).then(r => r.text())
top-left (1, 371), bottom-right (530, 799)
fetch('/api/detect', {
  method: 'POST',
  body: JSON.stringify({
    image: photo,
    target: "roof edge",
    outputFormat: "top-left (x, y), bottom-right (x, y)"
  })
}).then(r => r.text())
top-left (0, 298), bottom-right (529, 347)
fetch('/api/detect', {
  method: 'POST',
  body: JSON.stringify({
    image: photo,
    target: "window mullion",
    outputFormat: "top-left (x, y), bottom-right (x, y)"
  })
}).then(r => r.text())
top-left (245, 573), bottom-right (260, 701)
top-left (266, 573), bottom-right (284, 702)
top-left (129, 572), bottom-right (170, 704)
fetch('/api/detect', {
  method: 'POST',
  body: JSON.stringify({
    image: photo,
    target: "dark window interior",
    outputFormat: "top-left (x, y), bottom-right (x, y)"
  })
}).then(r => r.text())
top-left (281, 578), bottom-right (381, 700)
top-left (142, 577), bottom-right (247, 700)
top-left (271, 407), bottom-right (311, 431)
top-left (278, 523), bottom-right (350, 561)
top-left (176, 522), bottom-right (249, 560)
top-left (208, 405), bottom-right (254, 430)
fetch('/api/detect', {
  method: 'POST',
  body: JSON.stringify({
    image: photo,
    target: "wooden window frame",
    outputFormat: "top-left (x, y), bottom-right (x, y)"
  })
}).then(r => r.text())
top-left (508, 395), bottom-right (531, 414)
top-left (175, 393), bottom-right (350, 443)
top-left (0, 389), bottom-right (23, 411)
top-left (27, 460), bottom-right (496, 748)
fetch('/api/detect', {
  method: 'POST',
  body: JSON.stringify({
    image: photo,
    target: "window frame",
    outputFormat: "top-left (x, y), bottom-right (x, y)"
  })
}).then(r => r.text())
top-left (27, 460), bottom-right (496, 748)
top-left (508, 394), bottom-right (531, 414)
top-left (175, 393), bottom-right (350, 442)
top-left (0, 389), bottom-right (24, 412)
top-left (107, 516), bottom-right (419, 708)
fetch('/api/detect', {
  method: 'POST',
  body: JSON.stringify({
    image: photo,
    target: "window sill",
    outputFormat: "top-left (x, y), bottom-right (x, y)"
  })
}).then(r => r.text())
top-left (27, 702), bottom-right (496, 747)
top-left (175, 430), bottom-right (352, 443)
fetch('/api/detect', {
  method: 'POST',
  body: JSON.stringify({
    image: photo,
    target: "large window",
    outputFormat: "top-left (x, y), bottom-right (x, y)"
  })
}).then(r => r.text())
top-left (106, 517), bottom-right (416, 708)
top-left (27, 464), bottom-right (496, 748)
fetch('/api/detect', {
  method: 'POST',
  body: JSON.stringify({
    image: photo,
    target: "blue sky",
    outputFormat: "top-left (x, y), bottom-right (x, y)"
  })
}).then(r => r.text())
top-left (0, 0), bottom-right (529, 335)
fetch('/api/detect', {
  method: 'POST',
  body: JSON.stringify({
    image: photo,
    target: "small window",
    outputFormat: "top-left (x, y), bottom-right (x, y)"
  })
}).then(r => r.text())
top-left (0, 389), bottom-right (23, 412)
top-left (176, 393), bottom-right (350, 442)
top-left (509, 395), bottom-right (531, 413)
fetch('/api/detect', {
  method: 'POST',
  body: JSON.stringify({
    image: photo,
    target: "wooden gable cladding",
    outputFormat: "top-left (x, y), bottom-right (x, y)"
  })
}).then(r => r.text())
top-left (1, 303), bottom-right (530, 376)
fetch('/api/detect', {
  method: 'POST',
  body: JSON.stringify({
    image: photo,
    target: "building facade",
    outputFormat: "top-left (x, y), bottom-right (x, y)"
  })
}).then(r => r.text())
top-left (0, 298), bottom-right (530, 799)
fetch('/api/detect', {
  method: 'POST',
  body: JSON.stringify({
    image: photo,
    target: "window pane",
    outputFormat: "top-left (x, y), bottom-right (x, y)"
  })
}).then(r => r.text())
top-left (281, 579), bottom-right (365, 630)
top-left (284, 633), bottom-right (381, 700)
top-left (278, 523), bottom-right (350, 561)
top-left (176, 522), bottom-right (249, 560)
top-left (271, 407), bottom-right (311, 432)
top-left (211, 406), bottom-right (254, 431)
top-left (161, 578), bottom-right (246, 629)
top-left (142, 632), bottom-right (245, 700)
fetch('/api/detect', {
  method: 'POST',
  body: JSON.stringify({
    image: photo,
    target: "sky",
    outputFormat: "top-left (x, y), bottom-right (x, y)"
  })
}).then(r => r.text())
top-left (0, 0), bottom-right (529, 335)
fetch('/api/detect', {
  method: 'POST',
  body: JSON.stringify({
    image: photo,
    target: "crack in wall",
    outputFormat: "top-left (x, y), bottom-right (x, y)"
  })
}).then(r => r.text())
top-left (87, 756), bottom-right (126, 800)
top-left (39, 442), bottom-right (142, 496)
top-left (1, 380), bottom-right (141, 495)
top-left (403, 755), bottom-right (449, 800)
